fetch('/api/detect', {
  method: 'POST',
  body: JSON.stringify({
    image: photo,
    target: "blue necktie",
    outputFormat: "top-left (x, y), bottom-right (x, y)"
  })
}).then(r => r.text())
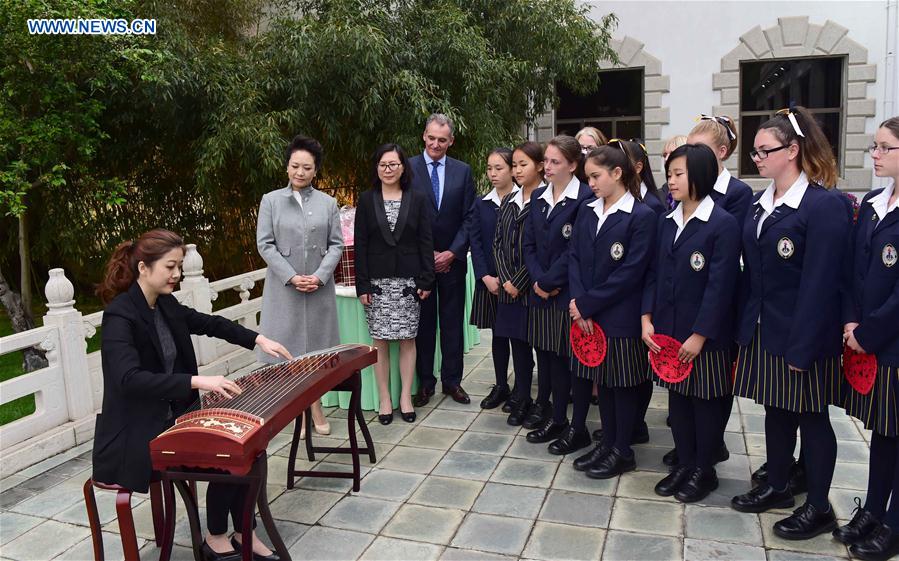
top-left (430, 161), bottom-right (441, 207)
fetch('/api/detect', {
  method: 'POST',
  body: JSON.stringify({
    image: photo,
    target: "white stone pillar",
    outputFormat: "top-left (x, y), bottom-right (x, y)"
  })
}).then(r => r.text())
top-left (180, 244), bottom-right (218, 366)
top-left (42, 268), bottom-right (93, 421)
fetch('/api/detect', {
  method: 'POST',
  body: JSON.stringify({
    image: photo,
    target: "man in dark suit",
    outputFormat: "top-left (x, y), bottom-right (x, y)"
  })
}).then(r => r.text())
top-left (410, 113), bottom-right (476, 405)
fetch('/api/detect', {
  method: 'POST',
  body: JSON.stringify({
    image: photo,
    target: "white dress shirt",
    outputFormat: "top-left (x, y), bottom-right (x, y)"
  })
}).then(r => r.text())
top-left (539, 176), bottom-right (581, 213)
top-left (754, 172), bottom-right (810, 238)
top-left (869, 180), bottom-right (899, 221)
top-left (588, 191), bottom-right (636, 233)
top-left (668, 195), bottom-right (715, 241)
top-left (713, 168), bottom-right (732, 195)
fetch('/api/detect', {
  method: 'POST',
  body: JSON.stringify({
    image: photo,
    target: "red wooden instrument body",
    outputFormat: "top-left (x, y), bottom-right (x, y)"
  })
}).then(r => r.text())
top-left (149, 344), bottom-right (376, 475)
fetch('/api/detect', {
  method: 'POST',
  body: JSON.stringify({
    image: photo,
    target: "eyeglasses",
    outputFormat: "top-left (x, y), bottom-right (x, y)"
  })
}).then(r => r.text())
top-left (749, 145), bottom-right (789, 160)
top-left (378, 163), bottom-right (402, 171)
top-left (868, 144), bottom-right (899, 155)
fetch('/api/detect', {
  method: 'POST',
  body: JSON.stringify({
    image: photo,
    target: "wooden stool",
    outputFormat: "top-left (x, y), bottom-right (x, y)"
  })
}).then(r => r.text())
top-left (286, 369), bottom-right (376, 491)
top-left (83, 478), bottom-right (165, 561)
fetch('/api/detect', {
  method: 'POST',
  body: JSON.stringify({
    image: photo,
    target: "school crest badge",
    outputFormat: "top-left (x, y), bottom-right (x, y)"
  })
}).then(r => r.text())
top-left (562, 223), bottom-right (573, 239)
top-left (777, 237), bottom-right (795, 259)
top-left (883, 244), bottom-right (898, 268)
top-left (610, 242), bottom-right (624, 260)
top-left (690, 251), bottom-right (706, 271)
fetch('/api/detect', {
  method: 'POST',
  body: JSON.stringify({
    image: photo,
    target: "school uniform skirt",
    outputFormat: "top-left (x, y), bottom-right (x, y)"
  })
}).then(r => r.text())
top-left (470, 285), bottom-right (497, 329)
top-left (844, 363), bottom-right (899, 437)
top-left (495, 299), bottom-right (528, 341)
top-left (654, 347), bottom-right (734, 399)
top-left (528, 305), bottom-right (570, 357)
top-left (572, 337), bottom-right (649, 388)
top-left (733, 326), bottom-right (843, 414)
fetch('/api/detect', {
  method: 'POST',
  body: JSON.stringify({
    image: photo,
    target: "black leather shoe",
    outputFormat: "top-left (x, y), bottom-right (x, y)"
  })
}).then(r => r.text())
top-left (850, 523), bottom-right (899, 561)
top-left (523, 401), bottom-right (552, 430)
top-left (592, 428), bottom-right (603, 441)
top-left (751, 461), bottom-right (769, 485)
top-left (631, 422), bottom-right (650, 444)
top-left (773, 502), bottom-right (837, 540)
top-left (526, 418), bottom-right (569, 443)
top-left (502, 392), bottom-right (520, 413)
top-left (507, 398), bottom-right (531, 426)
top-left (480, 385), bottom-right (510, 409)
top-left (202, 541), bottom-right (239, 561)
top-left (413, 387), bottom-right (435, 407)
top-left (573, 444), bottom-right (609, 471)
top-left (400, 410), bottom-right (416, 423)
top-left (443, 385), bottom-right (471, 404)
top-left (731, 484), bottom-right (794, 513)
top-left (378, 411), bottom-right (394, 425)
top-left (663, 448), bottom-right (679, 467)
top-left (833, 498), bottom-right (881, 545)
top-left (585, 447), bottom-right (636, 479)
top-left (654, 465), bottom-right (692, 497)
top-left (230, 537), bottom-right (280, 561)
top-left (675, 467), bottom-right (719, 503)
top-left (548, 426), bottom-right (592, 455)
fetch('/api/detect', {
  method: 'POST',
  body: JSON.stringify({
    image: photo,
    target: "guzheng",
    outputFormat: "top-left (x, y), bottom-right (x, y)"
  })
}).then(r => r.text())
top-left (150, 344), bottom-right (377, 475)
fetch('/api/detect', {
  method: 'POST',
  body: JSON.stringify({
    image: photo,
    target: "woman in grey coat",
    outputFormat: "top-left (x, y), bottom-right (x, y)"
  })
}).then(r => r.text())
top-left (256, 134), bottom-right (344, 436)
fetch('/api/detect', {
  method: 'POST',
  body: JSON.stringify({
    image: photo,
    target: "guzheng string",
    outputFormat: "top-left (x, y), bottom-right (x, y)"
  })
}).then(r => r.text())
top-left (238, 351), bottom-right (335, 416)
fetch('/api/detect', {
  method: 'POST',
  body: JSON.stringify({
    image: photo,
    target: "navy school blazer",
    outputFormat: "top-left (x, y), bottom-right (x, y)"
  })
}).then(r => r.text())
top-left (710, 176), bottom-right (754, 226)
top-left (642, 190), bottom-right (667, 216)
top-left (643, 205), bottom-right (741, 350)
top-left (843, 188), bottom-right (899, 365)
top-left (523, 182), bottom-right (594, 310)
top-left (569, 198), bottom-right (658, 338)
top-left (409, 154), bottom-right (476, 266)
top-left (736, 184), bottom-right (849, 370)
top-left (468, 195), bottom-right (502, 285)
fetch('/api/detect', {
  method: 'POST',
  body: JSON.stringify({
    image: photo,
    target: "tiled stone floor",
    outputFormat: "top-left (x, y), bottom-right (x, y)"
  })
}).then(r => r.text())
top-left (0, 331), bottom-right (876, 560)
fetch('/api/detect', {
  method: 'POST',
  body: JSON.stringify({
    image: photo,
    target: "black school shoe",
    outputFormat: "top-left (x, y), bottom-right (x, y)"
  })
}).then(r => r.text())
top-left (751, 460), bottom-right (807, 494)
top-left (850, 523), bottom-right (899, 561)
top-left (523, 401), bottom-right (552, 429)
top-left (526, 418), bottom-right (569, 443)
top-left (480, 385), bottom-right (510, 409)
top-left (507, 397), bottom-right (531, 426)
top-left (675, 467), bottom-right (719, 503)
top-left (574, 444), bottom-right (609, 471)
top-left (502, 392), bottom-right (521, 413)
top-left (833, 499), bottom-right (882, 544)
top-left (548, 426), bottom-right (592, 455)
top-left (773, 502), bottom-right (837, 540)
top-left (655, 465), bottom-right (692, 497)
top-left (585, 447), bottom-right (636, 479)
top-left (731, 483), bottom-right (795, 513)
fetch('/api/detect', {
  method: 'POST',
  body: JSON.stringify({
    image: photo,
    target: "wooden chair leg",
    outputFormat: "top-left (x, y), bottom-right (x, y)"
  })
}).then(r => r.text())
top-left (82, 479), bottom-right (105, 561)
top-left (149, 480), bottom-right (164, 546)
top-left (114, 488), bottom-right (141, 561)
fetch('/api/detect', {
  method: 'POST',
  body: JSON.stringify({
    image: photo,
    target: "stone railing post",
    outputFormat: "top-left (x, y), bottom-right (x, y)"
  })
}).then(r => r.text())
top-left (42, 268), bottom-right (93, 422)
top-left (180, 244), bottom-right (218, 366)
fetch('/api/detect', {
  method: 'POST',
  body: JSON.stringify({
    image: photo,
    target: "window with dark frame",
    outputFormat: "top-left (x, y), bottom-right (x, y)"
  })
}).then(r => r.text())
top-left (555, 68), bottom-right (645, 141)
top-left (739, 56), bottom-right (844, 177)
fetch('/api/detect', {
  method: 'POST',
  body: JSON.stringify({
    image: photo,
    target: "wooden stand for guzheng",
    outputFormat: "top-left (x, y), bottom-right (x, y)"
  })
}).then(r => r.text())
top-left (150, 345), bottom-right (379, 561)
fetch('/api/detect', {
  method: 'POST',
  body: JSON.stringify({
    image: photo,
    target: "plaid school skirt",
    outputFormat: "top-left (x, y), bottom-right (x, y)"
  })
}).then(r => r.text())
top-left (469, 286), bottom-right (497, 330)
top-left (654, 347), bottom-right (734, 399)
top-left (733, 326), bottom-right (843, 414)
top-left (844, 363), bottom-right (899, 437)
top-left (572, 336), bottom-right (649, 388)
top-left (528, 305), bottom-right (570, 357)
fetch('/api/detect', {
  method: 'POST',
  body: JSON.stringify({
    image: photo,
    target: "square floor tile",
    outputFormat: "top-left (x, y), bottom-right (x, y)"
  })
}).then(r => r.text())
top-left (684, 505), bottom-right (763, 545)
top-left (468, 413), bottom-right (522, 435)
top-left (505, 437), bottom-right (563, 463)
top-left (3, 520), bottom-right (91, 561)
top-left (401, 427), bottom-right (464, 450)
top-left (551, 463), bottom-right (618, 496)
top-left (490, 458), bottom-right (558, 488)
top-left (472, 482), bottom-right (546, 519)
top-left (616, 471), bottom-right (668, 500)
top-left (522, 521), bottom-right (605, 561)
top-left (270, 488), bottom-right (344, 524)
top-left (432, 452), bottom-right (501, 481)
top-left (289, 526), bottom-right (374, 561)
top-left (408, 476), bottom-right (485, 510)
top-left (358, 469), bottom-right (425, 501)
top-left (319, 495), bottom-right (401, 534)
top-left (360, 420), bottom-right (415, 444)
top-left (421, 410), bottom-right (479, 430)
top-left (440, 547), bottom-right (515, 561)
top-left (610, 497), bottom-right (684, 537)
top-left (451, 432), bottom-right (514, 456)
top-left (382, 504), bottom-right (465, 545)
top-left (378, 446), bottom-right (446, 474)
top-left (539, 490), bottom-right (613, 528)
top-left (450, 513), bottom-right (533, 556)
top-left (361, 536), bottom-right (443, 561)
top-left (0, 511), bottom-right (44, 545)
top-left (683, 538), bottom-right (766, 561)
top-left (601, 530), bottom-right (683, 561)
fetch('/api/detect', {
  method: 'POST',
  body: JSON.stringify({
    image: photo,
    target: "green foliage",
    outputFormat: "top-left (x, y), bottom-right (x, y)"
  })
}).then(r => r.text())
top-left (0, 0), bottom-right (618, 287)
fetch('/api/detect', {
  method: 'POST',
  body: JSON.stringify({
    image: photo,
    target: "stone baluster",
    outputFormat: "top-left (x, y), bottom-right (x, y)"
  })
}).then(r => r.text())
top-left (179, 244), bottom-right (218, 366)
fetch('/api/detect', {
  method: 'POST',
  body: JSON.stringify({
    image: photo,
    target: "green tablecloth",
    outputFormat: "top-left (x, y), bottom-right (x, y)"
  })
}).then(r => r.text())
top-left (320, 258), bottom-right (481, 410)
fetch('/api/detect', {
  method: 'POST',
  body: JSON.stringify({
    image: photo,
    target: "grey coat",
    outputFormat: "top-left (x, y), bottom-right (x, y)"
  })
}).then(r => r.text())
top-left (256, 185), bottom-right (343, 362)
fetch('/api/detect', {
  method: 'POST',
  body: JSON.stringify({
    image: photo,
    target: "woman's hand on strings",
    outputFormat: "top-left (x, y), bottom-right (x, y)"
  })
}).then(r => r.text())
top-left (192, 375), bottom-right (242, 399)
top-left (256, 335), bottom-right (293, 361)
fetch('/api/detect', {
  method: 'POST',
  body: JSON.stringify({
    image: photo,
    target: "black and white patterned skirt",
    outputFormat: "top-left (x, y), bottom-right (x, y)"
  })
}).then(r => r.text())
top-left (572, 336), bottom-right (649, 388)
top-left (654, 347), bottom-right (734, 399)
top-left (364, 277), bottom-right (420, 340)
top-left (844, 363), bottom-right (899, 437)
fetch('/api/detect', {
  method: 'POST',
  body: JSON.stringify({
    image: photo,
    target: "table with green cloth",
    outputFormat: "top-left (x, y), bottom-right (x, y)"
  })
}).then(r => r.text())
top-left (320, 257), bottom-right (481, 410)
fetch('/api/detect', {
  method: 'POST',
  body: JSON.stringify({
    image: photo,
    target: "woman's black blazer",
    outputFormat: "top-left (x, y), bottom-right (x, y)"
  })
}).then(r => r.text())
top-left (354, 188), bottom-right (435, 295)
top-left (91, 282), bottom-right (257, 493)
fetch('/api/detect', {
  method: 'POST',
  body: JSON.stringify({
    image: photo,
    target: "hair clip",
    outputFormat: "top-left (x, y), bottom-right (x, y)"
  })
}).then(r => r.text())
top-left (775, 106), bottom-right (805, 138)
top-left (697, 114), bottom-right (737, 141)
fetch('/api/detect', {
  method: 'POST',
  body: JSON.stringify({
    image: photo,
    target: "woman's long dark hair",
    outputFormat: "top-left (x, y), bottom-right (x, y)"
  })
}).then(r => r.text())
top-left (96, 229), bottom-right (186, 304)
top-left (370, 143), bottom-right (413, 191)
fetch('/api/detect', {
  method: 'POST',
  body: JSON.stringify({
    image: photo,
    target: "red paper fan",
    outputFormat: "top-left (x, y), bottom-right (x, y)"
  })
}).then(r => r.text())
top-left (843, 346), bottom-right (877, 396)
top-left (570, 321), bottom-right (607, 367)
top-left (649, 334), bottom-right (693, 383)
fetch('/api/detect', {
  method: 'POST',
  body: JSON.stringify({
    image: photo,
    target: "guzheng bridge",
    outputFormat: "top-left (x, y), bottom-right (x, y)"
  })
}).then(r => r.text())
top-left (0, 244), bottom-right (877, 560)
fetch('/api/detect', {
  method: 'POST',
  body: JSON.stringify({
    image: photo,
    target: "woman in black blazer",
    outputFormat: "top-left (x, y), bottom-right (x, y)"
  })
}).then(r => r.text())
top-left (93, 229), bottom-right (290, 561)
top-left (354, 143), bottom-right (435, 425)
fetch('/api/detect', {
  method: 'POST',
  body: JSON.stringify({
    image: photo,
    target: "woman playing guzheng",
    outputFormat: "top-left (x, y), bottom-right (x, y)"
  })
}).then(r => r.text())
top-left (92, 229), bottom-right (291, 561)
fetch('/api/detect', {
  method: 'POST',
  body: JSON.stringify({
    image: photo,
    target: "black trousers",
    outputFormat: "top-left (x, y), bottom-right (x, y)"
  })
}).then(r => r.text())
top-left (492, 335), bottom-right (533, 393)
top-left (416, 264), bottom-right (466, 390)
top-left (764, 405), bottom-right (836, 510)
top-left (866, 432), bottom-right (899, 530)
top-left (206, 482), bottom-right (256, 535)
top-left (668, 391), bottom-right (727, 471)
top-left (597, 385), bottom-right (639, 456)
top-left (536, 349), bottom-right (570, 424)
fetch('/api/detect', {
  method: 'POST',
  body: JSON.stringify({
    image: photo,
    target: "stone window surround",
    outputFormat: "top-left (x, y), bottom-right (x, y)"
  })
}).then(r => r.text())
top-left (715, 16), bottom-right (877, 190)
